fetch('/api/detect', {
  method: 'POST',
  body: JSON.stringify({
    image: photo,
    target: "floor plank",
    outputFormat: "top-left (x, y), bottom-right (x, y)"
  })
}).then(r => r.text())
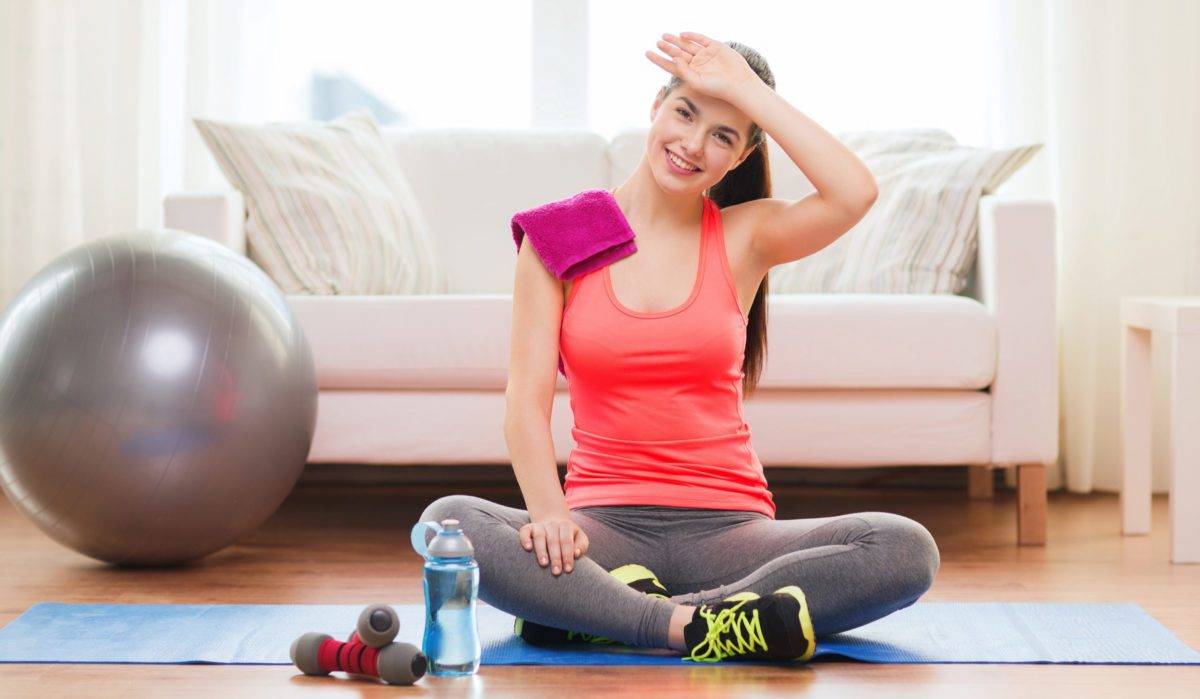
top-left (1, 480), bottom-right (1198, 697)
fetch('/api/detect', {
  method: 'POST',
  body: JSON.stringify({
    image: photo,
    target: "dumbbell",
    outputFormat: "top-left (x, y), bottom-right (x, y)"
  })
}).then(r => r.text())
top-left (290, 603), bottom-right (426, 685)
top-left (290, 633), bottom-right (427, 686)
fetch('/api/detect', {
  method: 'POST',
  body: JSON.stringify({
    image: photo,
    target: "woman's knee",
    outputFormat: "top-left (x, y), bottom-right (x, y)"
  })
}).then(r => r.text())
top-left (859, 511), bottom-right (941, 597)
top-left (416, 494), bottom-right (516, 555)
top-left (418, 494), bottom-right (506, 537)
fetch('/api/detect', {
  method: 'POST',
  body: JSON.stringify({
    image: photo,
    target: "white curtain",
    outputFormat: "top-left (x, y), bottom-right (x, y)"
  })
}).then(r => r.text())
top-left (0, 0), bottom-right (275, 308)
top-left (177, 0), bottom-right (286, 191)
top-left (1059, 0), bottom-right (1200, 495)
top-left (0, 0), bottom-right (161, 306)
top-left (985, 0), bottom-right (1200, 494)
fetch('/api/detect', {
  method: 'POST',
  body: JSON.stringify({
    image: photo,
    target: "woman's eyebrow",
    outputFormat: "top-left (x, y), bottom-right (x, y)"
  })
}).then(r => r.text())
top-left (676, 96), bottom-right (743, 142)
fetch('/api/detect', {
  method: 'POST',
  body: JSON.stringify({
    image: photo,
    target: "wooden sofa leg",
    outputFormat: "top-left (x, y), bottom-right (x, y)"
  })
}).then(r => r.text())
top-left (1017, 463), bottom-right (1047, 546)
top-left (967, 465), bottom-right (994, 499)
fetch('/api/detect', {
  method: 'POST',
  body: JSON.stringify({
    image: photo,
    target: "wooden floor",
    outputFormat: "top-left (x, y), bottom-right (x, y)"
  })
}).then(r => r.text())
top-left (1, 476), bottom-right (1198, 697)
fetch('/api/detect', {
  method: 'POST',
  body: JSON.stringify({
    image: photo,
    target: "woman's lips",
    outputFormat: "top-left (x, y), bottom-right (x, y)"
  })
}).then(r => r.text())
top-left (665, 147), bottom-right (701, 175)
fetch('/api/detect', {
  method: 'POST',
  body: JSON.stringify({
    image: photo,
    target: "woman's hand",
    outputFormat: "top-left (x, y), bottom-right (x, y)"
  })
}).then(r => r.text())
top-left (645, 31), bottom-right (762, 103)
top-left (519, 514), bottom-right (590, 576)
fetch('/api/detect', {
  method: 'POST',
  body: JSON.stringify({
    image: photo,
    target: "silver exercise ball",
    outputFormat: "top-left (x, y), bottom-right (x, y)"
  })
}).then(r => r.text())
top-left (0, 229), bottom-right (318, 565)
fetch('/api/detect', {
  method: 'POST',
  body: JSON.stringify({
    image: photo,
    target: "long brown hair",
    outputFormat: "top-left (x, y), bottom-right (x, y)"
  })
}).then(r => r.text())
top-left (658, 40), bottom-right (775, 397)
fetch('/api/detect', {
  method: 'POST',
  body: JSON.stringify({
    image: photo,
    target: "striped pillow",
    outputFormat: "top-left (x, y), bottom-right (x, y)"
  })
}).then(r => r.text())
top-left (193, 108), bottom-right (446, 295)
top-left (768, 129), bottom-right (1042, 294)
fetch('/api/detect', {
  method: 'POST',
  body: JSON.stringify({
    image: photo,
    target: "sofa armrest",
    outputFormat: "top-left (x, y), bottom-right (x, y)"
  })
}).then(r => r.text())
top-left (163, 190), bottom-right (247, 255)
top-left (977, 194), bottom-right (1058, 466)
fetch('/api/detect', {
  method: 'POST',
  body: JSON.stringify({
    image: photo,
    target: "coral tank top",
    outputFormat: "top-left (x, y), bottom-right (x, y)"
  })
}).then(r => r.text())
top-left (559, 194), bottom-right (776, 518)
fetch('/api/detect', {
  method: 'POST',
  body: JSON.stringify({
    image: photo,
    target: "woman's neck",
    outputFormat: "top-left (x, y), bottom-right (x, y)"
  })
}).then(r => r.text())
top-left (610, 163), bottom-right (704, 238)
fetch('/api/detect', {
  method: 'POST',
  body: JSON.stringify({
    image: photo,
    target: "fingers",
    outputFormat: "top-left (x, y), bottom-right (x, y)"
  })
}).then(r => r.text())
top-left (656, 38), bottom-right (687, 59)
top-left (523, 520), bottom-right (588, 576)
top-left (672, 31), bottom-right (705, 51)
top-left (662, 32), bottom-right (705, 56)
top-left (545, 526), bottom-right (563, 576)
top-left (645, 50), bottom-right (681, 77)
top-left (559, 522), bottom-right (574, 573)
top-left (531, 524), bottom-right (549, 569)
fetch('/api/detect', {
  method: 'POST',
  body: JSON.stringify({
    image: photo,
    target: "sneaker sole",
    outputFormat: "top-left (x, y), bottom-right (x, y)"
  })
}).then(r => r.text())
top-left (773, 585), bottom-right (816, 661)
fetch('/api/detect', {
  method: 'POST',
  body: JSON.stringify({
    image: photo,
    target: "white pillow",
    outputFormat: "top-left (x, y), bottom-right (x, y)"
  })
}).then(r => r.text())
top-left (769, 129), bottom-right (1042, 294)
top-left (193, 108), bottom-right (446, 295)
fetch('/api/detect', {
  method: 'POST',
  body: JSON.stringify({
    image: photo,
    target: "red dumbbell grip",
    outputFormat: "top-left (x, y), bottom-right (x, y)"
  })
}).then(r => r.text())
top-left (318, 637), bottom-right (380, 677)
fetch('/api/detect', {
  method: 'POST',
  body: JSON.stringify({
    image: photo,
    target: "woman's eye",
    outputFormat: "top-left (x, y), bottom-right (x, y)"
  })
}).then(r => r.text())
top-left (677, 108), bottom-right (730, 144)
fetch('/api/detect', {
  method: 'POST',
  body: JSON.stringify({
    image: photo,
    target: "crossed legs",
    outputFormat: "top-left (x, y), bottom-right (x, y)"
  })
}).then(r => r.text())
top-left (418, 495), bottom-right (940, 648)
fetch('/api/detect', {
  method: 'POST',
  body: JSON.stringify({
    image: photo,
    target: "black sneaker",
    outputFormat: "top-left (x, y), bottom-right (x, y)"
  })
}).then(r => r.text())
top-left (514, 563), bottom-right (669, 646)
top-left (682, 586), bottom-right (816, 662)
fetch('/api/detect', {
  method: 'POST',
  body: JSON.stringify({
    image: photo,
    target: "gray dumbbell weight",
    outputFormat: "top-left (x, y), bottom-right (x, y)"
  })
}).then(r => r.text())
top-left (351, 603), bottom-right (400, 647)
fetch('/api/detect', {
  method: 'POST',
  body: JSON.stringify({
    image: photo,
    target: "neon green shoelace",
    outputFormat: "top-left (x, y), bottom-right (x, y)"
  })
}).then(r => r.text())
top-left (566, 630), bottom-right (617, 644)
top-left (683, 599), bottom-right (768, 662)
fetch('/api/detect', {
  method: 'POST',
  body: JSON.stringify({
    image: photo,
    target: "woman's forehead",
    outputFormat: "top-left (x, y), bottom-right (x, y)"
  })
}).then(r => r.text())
top-left (669, 90), bottom-right (751, 132)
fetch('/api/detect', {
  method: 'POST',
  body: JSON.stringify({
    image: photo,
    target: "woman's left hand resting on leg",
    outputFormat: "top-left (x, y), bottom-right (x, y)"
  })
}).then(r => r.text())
top-left (519, 514), bottom-right (590, 576)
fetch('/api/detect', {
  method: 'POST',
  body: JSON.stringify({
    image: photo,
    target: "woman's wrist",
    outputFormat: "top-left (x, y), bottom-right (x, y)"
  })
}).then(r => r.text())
top-left (528, 503), bottom-right (572, 522)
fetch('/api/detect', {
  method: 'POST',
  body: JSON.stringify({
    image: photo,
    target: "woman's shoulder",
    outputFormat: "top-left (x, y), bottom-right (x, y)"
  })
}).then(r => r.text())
top-left (513, 188), bottom-right (612, 218)
top-left (511, 187), bottom-right (634, 282)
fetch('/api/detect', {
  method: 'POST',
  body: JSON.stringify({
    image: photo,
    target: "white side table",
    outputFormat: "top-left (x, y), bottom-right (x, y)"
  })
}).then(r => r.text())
top-left (1120, 296), bottom-right (1200, 564)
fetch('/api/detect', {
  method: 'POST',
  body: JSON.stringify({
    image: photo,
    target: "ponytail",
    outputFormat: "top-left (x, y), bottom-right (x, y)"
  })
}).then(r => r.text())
top-left (709, 138), bottom-right (771, 398)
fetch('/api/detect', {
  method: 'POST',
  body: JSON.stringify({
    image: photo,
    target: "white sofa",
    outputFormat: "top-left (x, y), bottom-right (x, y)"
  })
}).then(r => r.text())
top-left (164, 126), bottom-right (1058, 546)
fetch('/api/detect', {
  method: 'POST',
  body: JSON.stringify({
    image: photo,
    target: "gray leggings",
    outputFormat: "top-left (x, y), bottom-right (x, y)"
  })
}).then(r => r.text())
top-left (418, 495), bottom-right (941, 650)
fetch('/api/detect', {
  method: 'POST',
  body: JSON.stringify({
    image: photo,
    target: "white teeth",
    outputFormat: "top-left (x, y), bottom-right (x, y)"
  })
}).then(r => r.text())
top-left (668, 150), bottom-right (699, 171)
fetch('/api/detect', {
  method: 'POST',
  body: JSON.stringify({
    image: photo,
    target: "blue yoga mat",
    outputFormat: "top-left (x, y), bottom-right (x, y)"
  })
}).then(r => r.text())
top-left (0, 601), bottom-right (1197, 665)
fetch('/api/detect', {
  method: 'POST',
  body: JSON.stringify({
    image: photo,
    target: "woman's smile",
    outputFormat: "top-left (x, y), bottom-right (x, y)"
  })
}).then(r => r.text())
top-left (665, 146), bottom-right (702, 175)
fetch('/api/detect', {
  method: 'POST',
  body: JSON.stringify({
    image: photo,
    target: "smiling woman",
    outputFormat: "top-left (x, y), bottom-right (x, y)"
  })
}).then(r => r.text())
top-left (412, 31), bottom-right (941, 670)
top-left (640, 38), bottom-right (780, 397)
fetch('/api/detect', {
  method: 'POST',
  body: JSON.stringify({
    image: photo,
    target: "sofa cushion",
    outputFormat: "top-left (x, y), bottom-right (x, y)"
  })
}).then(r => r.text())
top-left (769, 129), bottom-right (1042, 294)
top-left (287, 293), bottom-right (996, 391)
top-left (194, 108), bottom-right (446, 295)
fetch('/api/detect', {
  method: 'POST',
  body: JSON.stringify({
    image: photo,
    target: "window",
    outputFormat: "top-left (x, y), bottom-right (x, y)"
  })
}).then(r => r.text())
top-left (588, 0), bottom-right (993, 144)
top-left (255, 0), bottom-right (533, 128)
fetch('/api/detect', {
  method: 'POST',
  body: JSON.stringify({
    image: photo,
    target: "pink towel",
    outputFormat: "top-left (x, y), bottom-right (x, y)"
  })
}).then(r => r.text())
top-left (511, 188), bottom-right (637, 281)
top-left (510, 188), bottom-right (637, 377)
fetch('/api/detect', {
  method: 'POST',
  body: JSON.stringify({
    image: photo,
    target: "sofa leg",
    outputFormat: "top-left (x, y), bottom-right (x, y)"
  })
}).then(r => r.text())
top-left (1017, 463), bottom-right (1047, 546)
top-left (967, 465), bottom-right (994, 499)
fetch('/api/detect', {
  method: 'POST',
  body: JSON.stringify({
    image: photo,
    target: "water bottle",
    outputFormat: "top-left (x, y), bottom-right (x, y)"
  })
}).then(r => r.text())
top-left (410, 518), bottom-right (480, 676)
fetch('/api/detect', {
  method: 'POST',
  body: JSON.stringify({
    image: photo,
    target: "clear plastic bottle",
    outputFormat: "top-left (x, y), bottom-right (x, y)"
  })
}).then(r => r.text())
top-left (410, 518), bottom-right (480, 676)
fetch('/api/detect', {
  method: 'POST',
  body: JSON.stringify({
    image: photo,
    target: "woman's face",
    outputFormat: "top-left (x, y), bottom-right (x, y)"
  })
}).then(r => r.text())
top-left (647, 85), bottom-right (756, 195)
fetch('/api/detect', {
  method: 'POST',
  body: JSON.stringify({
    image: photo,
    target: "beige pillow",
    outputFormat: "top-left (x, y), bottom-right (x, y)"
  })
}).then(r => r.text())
top-left (769, 129), bottom-right (1042, 294)
top-left (194, 108), bottom-right (446, 294)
